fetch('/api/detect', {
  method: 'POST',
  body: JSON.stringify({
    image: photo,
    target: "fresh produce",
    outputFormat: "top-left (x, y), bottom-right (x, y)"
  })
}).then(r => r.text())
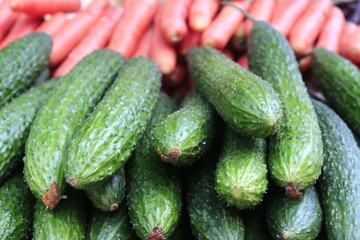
top-left (243, 207), bottom-right (272, 240)
top-left (188, 0), bottom-right (219, 32)
top-left (340, 21), bottom-right (357, 58)
top-left (10, 0), bottom-right (81, 15)
top-left (245, 0), bottom-right (274, 36)
top-left (24, 49), bottom-right (125, 209)
top-left (132, 26), bottom-right (152, 57)
top-left (343, 26), bottom-right (360, 64)
top-left (35, 12), bottom-right (66, 37)
top-left (0, 0), bottom-right (18, 41)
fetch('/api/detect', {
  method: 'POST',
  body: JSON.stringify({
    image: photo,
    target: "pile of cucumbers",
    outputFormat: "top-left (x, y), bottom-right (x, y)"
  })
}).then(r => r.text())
top-left (1, 16), bottom-right (360, 240)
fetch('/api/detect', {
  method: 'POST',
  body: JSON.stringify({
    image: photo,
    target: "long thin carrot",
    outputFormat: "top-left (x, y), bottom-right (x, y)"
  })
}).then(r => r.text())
top-left (159, 0), bottom-right (192, 43)
top-left (237, 54), bottom-right (248, 69)
top-left (179, 29), bottom-right (201, 54)
top-left (132, 27), bottom-right (153, 57)
top-left (289, 0), bottom-right (332, 56)
top-left (189, 0), bottom-right (219, 32)
top-left (343, 26), bottom-right (360, 64)
top-left (270, 0), bottom-right (310, 37)
top-left (108, 0), bottom-right (158, 58)
top-left (340, 21), bottom-right (357, 58)
top-left (0, 0), bottom-right (19, 41)
top-left (35, 12), bottom-right (67, 38)
top-left (53, 7), bottom-right (124, 77)
top-left (245, 0), bottom-right (275, 36)
top-left (10, 0), bottom-right (81, 16)
top-left (201, 0), bottom-right (251, 50)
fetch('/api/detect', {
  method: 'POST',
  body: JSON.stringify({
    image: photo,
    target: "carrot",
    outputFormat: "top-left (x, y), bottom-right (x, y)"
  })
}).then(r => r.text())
top-left (35, 12), bottom-right (67, 38)
top-left (85, 0), bottom-right (109, 17)
top-left (222, 49), bottom-right (235, 60)
top-left (10, 0), bottom-right (81, 15)
top-left (316, 6), bottom-right (345, 53)
top-left (343, 26), bottom-right (360, 64)
top-left (230, 22), bottom-right (246, 52)
top-left (340, 21), bottom-right (357, 58)
top-left (270, 0), bottom-right (310, 37)
top-left (289, 0), bottom-right (332, 56)
top-left (0, 0), bottom-right (19, 41)
top-left (53, 7), bottom-right (124, 77)
top-left (187, 76), bottom-right (196, 89)
top-left (237, 54), bottom-right (248, 69)
top-left (201, 0), bottom-right (251, 50)
top-left (299, 55), bottom-right (312, 73)
top-left (132, 27), bottom-right (153, 58)
top-left (245, 0), bottom-right (275, 36)
top-left (164, 60), bottom-right (187, 87)
top-left (108, 0), bottom-right (158, 58)
top-left (159, 0), bottom-right (192, 43)
top-left (170, 84), bottom-right (189, 99)
top-left (179, 29), bottom-right (201, 54)
top-left (189, 0), bottom-right (219, 32)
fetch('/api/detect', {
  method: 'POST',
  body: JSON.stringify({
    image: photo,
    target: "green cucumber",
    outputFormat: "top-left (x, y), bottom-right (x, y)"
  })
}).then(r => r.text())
top-left (266, 187), bottom-right (323, 240)
top-left (247, 18), bottom-right (323, 194)
top-left (88, 205), bottom-right (136, 240)
top-left (0, 80), bottom-right (56, 183)
top-left (0, 173), bottom-right (35, 240)
top-left (65, 57), bottom-right (161, 189)
top-left (127, 93), bottom-right (181, 240)
top-left (215, 126), bottom-right (267, 210)
top-left (24, 49), bottom-right (125, 209)
top-left (152, 89), bottom-right (215, 166)
top-left (0, 33), bottom-right (51, 106)
top-left (85, 168), bottom-right (126, 212)
top-left (312, 47), bottom-right (360, 135)
top-left (186, 46), bottom-right (282, 138)
top-left (313, 99), bottom-right (360, 239)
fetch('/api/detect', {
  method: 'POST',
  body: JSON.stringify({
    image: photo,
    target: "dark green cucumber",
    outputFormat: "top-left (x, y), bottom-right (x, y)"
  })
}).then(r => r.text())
top-left (244, 206), bottom-right (272, 240)
top-left (152, 89), bottom-right (214, 166)
top-left (266, 187), bottom-right (323, 240)
top-left (65, 57), bottom-right (161, 189)
top-left (186, 47), bottom-right (282, 138)
top-left (215, 126), bottom-right (267, 210)
top-left (88, 205), bottom-right (136, 240)
top-left (0, 173), bottom-right (35, 239)
top-left (24, 49), bottom-right (125, 209)
top-left (0, 80), bottom-right (56, 183)
top-left (313, 99), bottom-right (360, 240)
top-left (85, 168), bottom-right (126, 212)
top-left (247, 19), bottom-right (323, 194)
top-left (312, 47), bottom-right (360, 135)
top-left (0, 33), bottom-right (51, 106)
top-left (127, 93), bottom-right (181, 240)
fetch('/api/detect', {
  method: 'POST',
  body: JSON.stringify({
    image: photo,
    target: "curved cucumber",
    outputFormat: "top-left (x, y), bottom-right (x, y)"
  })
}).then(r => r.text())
top-left (186, 47), bottom-right (282, 138)
top-left (65, 57), bottom-right (161, 189)
top-left (24, 49), bottom-right (125, 209)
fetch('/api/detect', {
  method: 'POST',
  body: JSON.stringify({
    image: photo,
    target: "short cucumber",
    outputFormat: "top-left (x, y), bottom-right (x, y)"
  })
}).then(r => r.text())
top-left (186, 47), bottom-right (282, 138)
top-left (152, 89), bottom-right (215, 166)
top-left (215, 126), bottom-right (267, 210)
top-left (65, 57), bottom-right (161, 189)
top-left (85, 168), bottom-right (126, 212)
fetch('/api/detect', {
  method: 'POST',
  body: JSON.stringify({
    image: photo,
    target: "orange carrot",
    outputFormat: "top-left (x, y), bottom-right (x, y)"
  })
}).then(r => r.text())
top-left (85, 0), bottom-right (108, 16)
top-left (201, 0), bottom-right (251, 50)
top-left (10, 0), bottom-right (81, 15)
top-left (164, 60), bottom-right (187, 87)
top-left (108, 0), bottom-right (158, 58)
top-left (237, 54), bottom-right (248, 69)
top-left (245, 0), bottom-right (275, 36)
top-left (35, 12), bottom-right (67, 38)
top-left (222, 49), bottom-right (235, 60)
top-left (299, 55), bottom-right (312, 72)
top-left (270, 0), bottom-right (310, 37)
top-left (289, 0), bottom-right (332, 56)
top-left (53, 7), bottom-right (124, 77)
top-left (159, 0), bottom-right (192, 43)
top-left (343, 26), bottom-right (360, 64)
top-left (189, 0), bottom-right (219, 32)
top-left (316, 6), bottom-right (345, 53)
top-left (179, 29), bottom-right (201, 54)
top-left (230, 22), bottom-right (246, 52)
top-left (0, 0), bottom-right (19, 41)
top-left (132, 27), bottom-right (153, 57)
top-left (340, 21), bottom-right (357, 58)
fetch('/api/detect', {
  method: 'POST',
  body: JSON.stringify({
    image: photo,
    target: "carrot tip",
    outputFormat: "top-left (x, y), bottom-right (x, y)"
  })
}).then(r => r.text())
top-left (169, 35), bottom-right (182, 43)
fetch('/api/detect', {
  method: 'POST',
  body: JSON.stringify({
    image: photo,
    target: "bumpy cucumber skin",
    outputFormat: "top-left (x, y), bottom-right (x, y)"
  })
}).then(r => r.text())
top-left (0, 174), bottom-right (35, 240)
top-left (88, 205), bottom-right (136, 240)
top-left (152, 89), bottom-right (215, 166)
top-left (186, 47), bottom-right (282, 138)
top-left (0, 33), bottom-right (51, 106)
top-left (247, 21), bottom-right (323, 191)
top-left (85, 168), bottom-right (126, 212)
top-left (313, 99), bottom-right (360, 240)
top-left (266, 187), bottom-right (323, 240)
top-left (0, 80), bottom-right (56, 183)
top-left (24, 50), bottom-right (125, 204)
top-left (127, 93), bottom-right (181, 240)
top-left (65, 57), bottom-right (161, 189)
top-left (312, 48), bottom-right (360, 135)
top-left (215, 126), bottom-right (267, 210)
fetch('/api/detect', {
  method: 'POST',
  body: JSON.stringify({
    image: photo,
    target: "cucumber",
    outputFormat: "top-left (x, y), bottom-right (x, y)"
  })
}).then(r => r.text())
top-left (127, 93), bottom-right (181, 240)
top-left (215, 126), bottom-right (267, 210)
top-left (266, 187), bottom-right (323, 240)
top-left (85, 168), bottom-right (126, 212)
top-left (247, 19), bottom-right (323, 194)
top-left (0, 80), bottom-right (56, 183)
top-left (186, 47), bottom-right (282, 138)
top-left (0, 32), bottom-right (51, 106)
top-left (88, 205), bottom-right (136, 240)
top-left (24, 49), bottom-right (125, 209)
top-left (65, 57), bottom-right (161, 189)
top-left (152, 89), bottom-right (215, 166)
top-left (312, 47), bottom-right (360, 135)
top-left (0, 173), bottom-right (35, 240)
top-left (313, 99), bottom-right (360, 240)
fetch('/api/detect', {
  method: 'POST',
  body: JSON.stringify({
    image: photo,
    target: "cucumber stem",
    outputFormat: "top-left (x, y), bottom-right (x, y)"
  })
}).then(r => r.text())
top-left (221, 1), bottom-right (257, 22)
top-left (41, 182), bottom-right (68, 209)
top-left (285, 182), bottom-right (303, 199)
top-left (148, 227), bottom-right (164, 240)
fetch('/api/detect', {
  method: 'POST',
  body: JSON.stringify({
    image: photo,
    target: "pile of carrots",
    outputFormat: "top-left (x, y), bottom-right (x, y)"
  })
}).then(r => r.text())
top-left (0, 0), bottom-right (359, 98)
